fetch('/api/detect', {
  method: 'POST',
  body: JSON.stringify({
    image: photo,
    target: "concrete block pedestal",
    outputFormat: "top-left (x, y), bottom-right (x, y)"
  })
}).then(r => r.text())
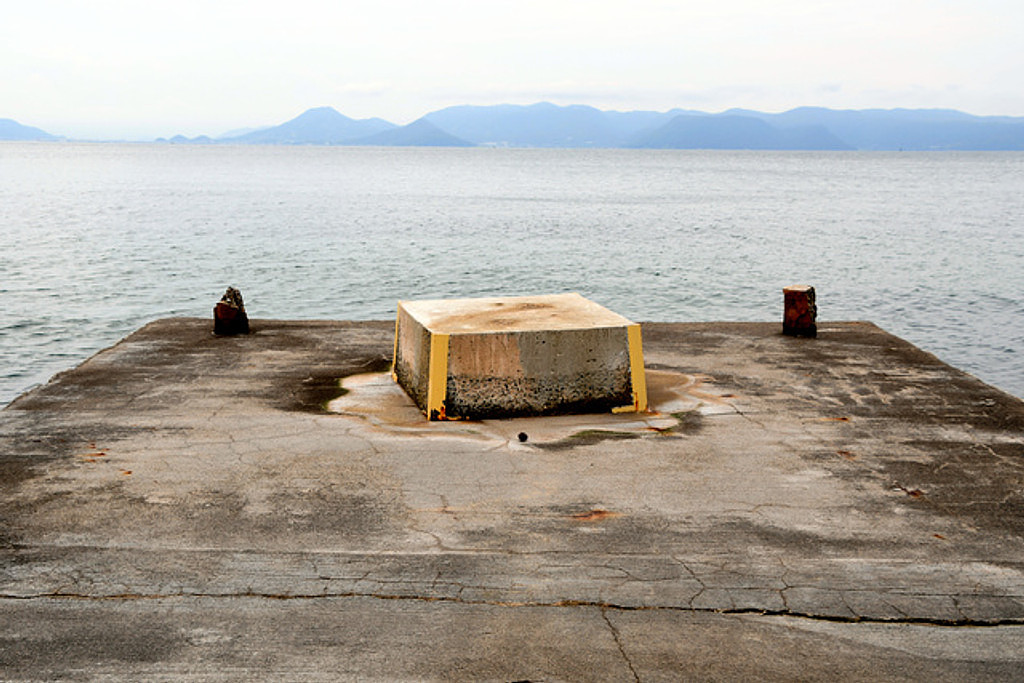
top-left (392, 293), bottom-right (647, 420)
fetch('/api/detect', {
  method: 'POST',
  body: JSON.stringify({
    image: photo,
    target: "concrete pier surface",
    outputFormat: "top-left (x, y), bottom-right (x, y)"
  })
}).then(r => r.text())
top-left (2, 318), bottom-right (1024, 680)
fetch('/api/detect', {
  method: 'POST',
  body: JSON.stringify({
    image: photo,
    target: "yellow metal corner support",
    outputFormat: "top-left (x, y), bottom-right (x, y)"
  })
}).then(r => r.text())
top-left (426, 332), bottom-right (450, 420)
top-left (626, 323), bottom-right (648, 412)
top-left (391, 306), bottom-right (402, 382)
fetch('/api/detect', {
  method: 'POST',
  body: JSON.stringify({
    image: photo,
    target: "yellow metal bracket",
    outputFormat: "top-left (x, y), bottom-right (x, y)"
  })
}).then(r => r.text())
top-left (613, 324), bottom-right (648, 413)
top-left (391, 308), bottom-right (402, 381)
top-left (426, 332), bottom-right (450, 420)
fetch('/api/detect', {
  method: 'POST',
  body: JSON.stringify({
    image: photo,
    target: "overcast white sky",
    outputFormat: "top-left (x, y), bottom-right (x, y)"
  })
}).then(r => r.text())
top-left (3, 0), bottom-right (1022, 139)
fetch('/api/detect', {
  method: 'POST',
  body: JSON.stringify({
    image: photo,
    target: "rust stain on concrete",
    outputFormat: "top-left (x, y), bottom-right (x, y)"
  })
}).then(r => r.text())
top-left (570, 509), bottom-right (620, 522)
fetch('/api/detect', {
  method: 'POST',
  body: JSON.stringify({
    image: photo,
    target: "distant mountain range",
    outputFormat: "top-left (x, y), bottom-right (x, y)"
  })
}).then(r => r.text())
top-left (0, 118), bottom-right (62, 141)
top-left (222, 106), bottom-right (396, 145)
top-left (629, 114), bottom-right (853, 150)
top-left (5, 104), bottom-right (1024, 150)
top-left (422, 102), bottom-right (690, 147)
top-left (159, 106), bottom-right (475, 147)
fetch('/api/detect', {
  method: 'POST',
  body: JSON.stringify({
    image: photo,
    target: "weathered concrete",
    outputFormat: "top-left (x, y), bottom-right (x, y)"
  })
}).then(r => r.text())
top-left (393, 293), bottom-right (646, 419)
top-left (2, 318), bottom-right (1024, 680)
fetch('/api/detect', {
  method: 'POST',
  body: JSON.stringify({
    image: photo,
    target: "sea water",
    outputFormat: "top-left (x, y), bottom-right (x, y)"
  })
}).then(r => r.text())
top-left (1, 142), bottom-right (1022, 405)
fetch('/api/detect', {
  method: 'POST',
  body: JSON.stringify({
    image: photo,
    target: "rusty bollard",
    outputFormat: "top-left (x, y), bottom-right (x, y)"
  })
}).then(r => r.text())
top-left (214, 286), bottom-right (250, 336)
top-left (783, 285), bottom-right (817, 337)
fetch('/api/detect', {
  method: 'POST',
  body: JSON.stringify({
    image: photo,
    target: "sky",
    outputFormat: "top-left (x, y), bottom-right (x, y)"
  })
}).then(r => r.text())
top-left (3, 0), bottom-right (1022, 140)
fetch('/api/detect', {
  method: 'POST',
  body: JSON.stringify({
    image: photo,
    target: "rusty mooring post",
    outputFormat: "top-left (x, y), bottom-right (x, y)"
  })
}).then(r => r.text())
top-left (214, 286), bottom-right (250, 336)
top-left (783, 285), bottom-right (817, 337)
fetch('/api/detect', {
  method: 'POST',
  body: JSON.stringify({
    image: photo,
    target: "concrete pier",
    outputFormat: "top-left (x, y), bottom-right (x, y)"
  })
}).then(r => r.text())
top-left (2, 318), bottom-right (1024, 679)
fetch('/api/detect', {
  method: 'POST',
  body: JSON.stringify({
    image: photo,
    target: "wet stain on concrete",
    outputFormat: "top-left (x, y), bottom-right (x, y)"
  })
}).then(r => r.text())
top-left (533, 409), bottom-right (701, 450)
top-left (534, 430), bottom-right (641, 451)
top-left (287, 357), bottom-right (392, 414)
top-left (0, 458), bottom-right (37, 493)
top-left (0, 606), bottom-right (186, 671)
top-left (6, 478), bottom-right (409, 552)
top-left (701, 518), bottom-right (911, 558)
top-left (256, 490), bottom-right (401, 540)
top-left (0, 421), bottom-right (148, 544)
top-left (668, 410), bottom-right (703, 434)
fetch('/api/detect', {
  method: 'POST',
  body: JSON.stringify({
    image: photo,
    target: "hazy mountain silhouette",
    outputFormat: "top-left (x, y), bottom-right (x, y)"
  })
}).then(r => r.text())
top-left (345, 118), bottom-right (473, 147)
top-left (424, 102), bottom-right (610, 146)
top-left (222, 106), bottom-right (395, 144)
top-left (630, 114), bottom-right (854, 150)
top-left (424, 103), bottom-right (1024, 150)
top-left (154, 134), bottom-right (215, 144)
top-left (728, 107), bottom-right (1024, 150)
top-left (7, 104), bottom-right (1024, 149)
top-left (0, 118), bottom-right (60, 141)
top-left (217, 125), bottom-right (269, 138)
top-left (423, 102), bottom-right (696, 147)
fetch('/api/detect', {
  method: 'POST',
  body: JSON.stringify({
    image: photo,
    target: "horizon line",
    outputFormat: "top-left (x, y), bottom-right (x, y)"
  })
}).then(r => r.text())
top-left (9, 100), bottom-right (1024, 143)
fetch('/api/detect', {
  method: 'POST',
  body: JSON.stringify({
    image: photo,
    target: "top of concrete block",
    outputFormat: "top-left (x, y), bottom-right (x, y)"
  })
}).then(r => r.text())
top-left (398, 293), bottom-right (635, 334)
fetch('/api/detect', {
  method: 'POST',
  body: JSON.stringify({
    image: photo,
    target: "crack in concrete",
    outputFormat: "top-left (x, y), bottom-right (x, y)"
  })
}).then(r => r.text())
top-left (676, 560), bottom-right (707, 609)
top-left (778, 557), bottom-right (792, 612)
top-left (837, 591), bottom-right (858, 619)
top-left (2, 590), bottom-right (1023, 627)
top-left (726, 403), bottom-right (767, 430)
top-left (952, 596), bottom-right (968, 621)
top-left (602, 606), bottom-right (640, 682)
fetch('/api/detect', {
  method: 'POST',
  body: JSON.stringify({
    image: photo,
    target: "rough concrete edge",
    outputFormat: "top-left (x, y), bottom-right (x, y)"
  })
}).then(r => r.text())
top-left (2, 320), bottom-right (170, 412)
top-left (6, 318), bottom-right (1022, 412)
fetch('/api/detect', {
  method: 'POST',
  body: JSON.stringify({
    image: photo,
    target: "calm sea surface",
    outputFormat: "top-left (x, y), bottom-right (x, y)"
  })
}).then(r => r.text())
top-left (2, 143), bottom-right (1023, 405)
